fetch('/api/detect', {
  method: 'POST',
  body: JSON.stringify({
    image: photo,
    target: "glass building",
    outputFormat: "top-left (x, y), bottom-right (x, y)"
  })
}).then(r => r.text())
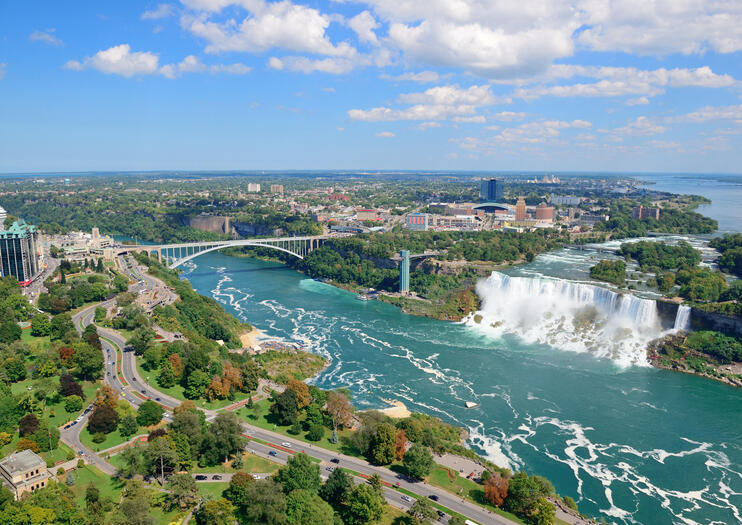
top-left (0, 220), bottom-right (40, 285)
top-left (480, 178), bottom-right (504, 202)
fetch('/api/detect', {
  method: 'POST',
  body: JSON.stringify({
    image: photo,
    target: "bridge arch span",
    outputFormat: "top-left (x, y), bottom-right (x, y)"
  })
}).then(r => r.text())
top-left (168, 241), bottom-right (305, 269)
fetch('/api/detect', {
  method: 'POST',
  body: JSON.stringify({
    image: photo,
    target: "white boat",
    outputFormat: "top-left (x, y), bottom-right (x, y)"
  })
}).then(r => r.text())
top-left (465, 401), bottom-right (479, 409)
top-left (356, 294), bottom-right (372, 301)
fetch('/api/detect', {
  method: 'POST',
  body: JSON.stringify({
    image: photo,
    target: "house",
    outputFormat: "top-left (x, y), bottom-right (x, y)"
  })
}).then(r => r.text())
top-left (0, 449), bottom-right (52, 500)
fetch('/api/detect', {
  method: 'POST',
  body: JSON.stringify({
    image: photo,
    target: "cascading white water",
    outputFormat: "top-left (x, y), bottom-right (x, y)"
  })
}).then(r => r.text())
top-left (674, 305), bottom-right (692, 331)
top-left (467, 272), bottom-right (665, 366)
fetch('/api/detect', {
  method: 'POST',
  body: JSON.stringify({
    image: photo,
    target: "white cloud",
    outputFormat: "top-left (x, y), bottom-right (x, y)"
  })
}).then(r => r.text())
top-left (183, 0), bottom-right (356, 58)
top-left (673, 104), bottom-right (742, 123)
top-left (606, 116), bottom-right (666, 136)
top-left (142, 4), bottom-right (176, 20)
top-left (491, 111), bottom-right (527, 122)
top-left (30, 29), bottom-right (63, 46)
top-left (64, 44), bottom-right (160, 77)
top-left (577, 0), bottom-right (742, 55)
top-left (381, 71), bottom-right (443, 83)
top-left (268, 56), bottom-right (355, 74)
top-left (348, 10), bottom-right (379, 45)
top-left (452, 119), bottom-right (592, 151)
top-left (453, 115), bottom-right (486, 123)
top-left (376, 131), bottom-right (395, 137)
top-left (323, 87), bottom-right (336, 92)
top-left (349, 84), bottom-right (500, 122)
top-left (418, 121), bottom-right (441, 130)
top-left (626, 96), bottom-right (650, 106)
top-left (65, 46), bottom-right (250, 78)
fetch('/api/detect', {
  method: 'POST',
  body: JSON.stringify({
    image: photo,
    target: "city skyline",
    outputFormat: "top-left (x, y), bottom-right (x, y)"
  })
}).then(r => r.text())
top-left (1, 1), bottom-right (742, 173)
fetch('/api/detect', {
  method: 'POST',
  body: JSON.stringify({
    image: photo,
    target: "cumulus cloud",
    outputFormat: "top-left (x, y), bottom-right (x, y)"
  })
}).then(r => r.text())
top-left (672, 104), bottom-right (742, 123)
top-left (349, 84), bottom-right (501, 122)
top-left (348, 10), bottom-right (379, 45)
top-left (65, 45), bottom-right (249, 78)
top-left (380, 71), bottom-right (444, 83)
top-left (491, 111), bottom-right (527, 122)
top-left (626, 96), bottom-right (650, 106)
top-left (142, 4), bottom-right (176, 20)
top-left (604, 116), bottom-right (666, 136)
top-left (376, 131), bottom-right (395, 137)
top-left (30, 29), bottom-right (63, 46)
top-left (64, 44), bottom-right (160, 77)
top-left (418, 121), bottom-right (441, 130)
top-left (268, 56), bottom-right (356, 74)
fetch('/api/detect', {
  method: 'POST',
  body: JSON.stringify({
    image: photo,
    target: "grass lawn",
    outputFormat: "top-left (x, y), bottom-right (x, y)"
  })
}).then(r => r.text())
top-left (42, 442), bottom-right (75, 466)
top-left (197, 481), bottom-right (229, 500)
top-left (239, 399), bottom-right (360, 457)
top-left (379, 505), bottom-right (409, 525)
top-left (194, 452), bottom-right (280, 475)
top-left (79, 422), bottom-right (134, 452)
top-left (64, 464), bottom-right (125, 506)
top-left (21, 330), bottom-right (50, 347)
top-left (134, 357), bottom-right (252, 410)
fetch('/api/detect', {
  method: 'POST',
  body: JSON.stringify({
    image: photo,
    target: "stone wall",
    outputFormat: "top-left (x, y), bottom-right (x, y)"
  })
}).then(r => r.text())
top-left (690, 307), bottom-right (742, 337)
top-left (189, 215), bottom-right (231, 235)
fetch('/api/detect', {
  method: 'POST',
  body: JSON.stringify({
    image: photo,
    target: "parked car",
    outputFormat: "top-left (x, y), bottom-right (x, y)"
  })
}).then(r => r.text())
top-left (195, 475), bottom-right (207, 480)
top-left (325, 467), bottom-right (334, 472)
top-left (436, 510), bottom-right (445, 518)
top-left (212, 475), bottom-right (222, 480)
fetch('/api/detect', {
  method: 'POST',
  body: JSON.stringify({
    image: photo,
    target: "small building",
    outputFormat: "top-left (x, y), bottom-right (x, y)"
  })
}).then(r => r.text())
top-left (550, 194), bottom-right (582, 206)
top-left (631, 205), bottom-right (660, 220)
top-left (405, 213), bottom-right (430, 231)
top-left (534, 203), bottom-right (554, 222)
top-left (328, 193), bottom-right (349, 201)
top-left (0, 449), bottom-right (52, 500)
top-left (580, 213), bottom-right (610, 228)
top-left (356, 209), bottom-right (378, 221)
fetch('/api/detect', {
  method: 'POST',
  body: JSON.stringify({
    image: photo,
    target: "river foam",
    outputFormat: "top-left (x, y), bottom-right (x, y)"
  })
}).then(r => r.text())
top-left (467, 271), bottom-right (671, 366)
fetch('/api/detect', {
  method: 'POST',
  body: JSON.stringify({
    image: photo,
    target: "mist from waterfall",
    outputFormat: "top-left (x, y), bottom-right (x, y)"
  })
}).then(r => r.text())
top-left (467, 272), bottom-right (668, 366)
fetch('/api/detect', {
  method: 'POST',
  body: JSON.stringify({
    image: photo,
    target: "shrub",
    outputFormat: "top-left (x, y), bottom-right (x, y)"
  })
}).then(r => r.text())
top-left (92, 432), bottom-right (106, 444)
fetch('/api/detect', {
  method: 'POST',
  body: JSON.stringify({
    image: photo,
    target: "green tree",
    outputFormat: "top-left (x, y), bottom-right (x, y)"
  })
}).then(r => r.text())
top-left (403, 444), bottom-right (434, 480)
top-left (30, 314), bottom-right (52, 337)
top-left (370, 422), bottom-right (396, 465)
top-left (88, 405), bottom-right (119, 434)
top-left (142, 347), bottom-right (161, 371)
top-left (165, 473), bottom-right (199, 510)
top-left (343, 483), bottom-right (384, 525)
top-left (200, 411), bottom-right (246, 466)
top-left (116, 481), bottom-right (155, 525)
top-left (184, 369), bottom-right (210, 399)
top-left (157, 360), bottom-right (176, 388)
top-left (307, 422), bottom-right (324, 441)
top-left (286, 489), bottom-right (335, 525)
top-left (235, 479), bottom-right (287, 525)
top-left (0, 321), bottom-right (21, 344)
top-left (117, 445), bottom-right (145, 478)
top-left (319, 467), bottom-right (353, 509)
top-left (64, 395), bottom-right (83, 413)
top-left (195, 498), bottom-right (235, 525)
top-left (72, 343), bottom-right (104, 380)
top-left (50, 313), bottom-right (75, 340)
top-left (276, 452), bottom-right (321, 494)
top-left (407, 497), bottom-right (437, 524)
top-left (119, 414), bottom-right (139, 438)
top-left (136, 400), bottom-right (164, 427)
top-left (144, 437), bottom-right (178, 483)
top-left (127, 327), bottom-right (155, 356)
top-left (224, 471), bottom-right (255, 507)
top-left (270, 388), bottom-right (299, 426)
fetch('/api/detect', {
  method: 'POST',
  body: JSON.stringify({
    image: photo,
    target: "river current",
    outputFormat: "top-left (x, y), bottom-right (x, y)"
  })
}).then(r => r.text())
top-left (177, 174), bottom-right (742, 525)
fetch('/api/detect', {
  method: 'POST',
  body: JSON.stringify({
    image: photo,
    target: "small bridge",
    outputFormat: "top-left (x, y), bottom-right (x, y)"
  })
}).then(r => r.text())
top-left (117, 235), bottom-right (331, 269)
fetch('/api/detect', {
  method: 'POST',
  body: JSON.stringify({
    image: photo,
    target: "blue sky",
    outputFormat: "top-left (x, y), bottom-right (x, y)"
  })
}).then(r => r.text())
top-left (1, 1), bottom-right (741, 173)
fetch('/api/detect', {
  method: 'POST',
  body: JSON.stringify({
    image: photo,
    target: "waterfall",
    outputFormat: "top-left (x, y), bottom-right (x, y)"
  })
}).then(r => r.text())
top-left (674, 305), bottom-right (692, 331)
top-left (467, 272), bottom-right (664, 366)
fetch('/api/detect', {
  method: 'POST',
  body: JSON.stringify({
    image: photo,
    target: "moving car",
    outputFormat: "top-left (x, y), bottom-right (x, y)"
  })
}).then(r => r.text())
top-left (269, 450), bottom-right (278, 457)
top-left (281, 442), bottom-right (291, 448)
top-left (330, 458), bottom-right (340, 464)
top-left (401, 495), bottom-right (412, 502)
top-left (428, 495), bottom-right (439, 502)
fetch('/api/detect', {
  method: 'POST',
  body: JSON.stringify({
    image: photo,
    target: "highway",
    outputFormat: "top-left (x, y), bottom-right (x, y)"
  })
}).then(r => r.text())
top-left (59, 255), bottom-right (521, 524)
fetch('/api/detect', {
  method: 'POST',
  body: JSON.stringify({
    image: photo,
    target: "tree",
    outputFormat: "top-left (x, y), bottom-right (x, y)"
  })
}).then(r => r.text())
top-left (142, 347), bottom-right (161, 371)
top-left (532, 498), bottom-right (556, 525)
top-left (3, 357), bottom-right (26, 382)
top-left (0, 321), bottom-right (21, 344)
top-left (370, 422), bottom-right (396, 465)
top-left (484, 473), bottom-right (509, 507)
top-left (85, 484), bottom-right (100, 507)
top-left (276, 452), bottom-right (321, 494)
top-left (72, 343), bottom-right (104, 380)
top-left (30, 314), bottom-right (52, 337)
top-left (50, 313), bottom-right (75, 340)
top-left (319, 467), bottom-right (353, 508)
top-left (201, 411), bottom-right (246, 466)
top-left (407, 497), bottom-right (437, 524)
top-left (286, 489), bottom-right (335, 525)
top-left (403, 444), bottom-right (434, 480)
top-left (16, 437), bottom-right (40, 452)
top-left (343, 483), bottom-right (384, 525)
top-left (157, 361), bottom-right (176, 388)
top-left (286, 379), bottom-right (311, 408)
top-left (326, 391), bottom-right (353, 435)
top-left (59, 374), bottom-right (83, 398)
top-left (119, 414), bottom-right (139, 438)
top-left (270, 388), bottom-right (299, 426)
top-left (236, 479), bottom-right (287, 525)
top-left (184, 369), bottom-right (210, 399)
top-left (136, 400), bottom-right (164, 427)
top-left (117, 481), bottom-right (155, 525)
top-left (169, 406), bottom-right (205, 454)
top-left (225, 471), bottom-right (255, 507)
top-left (64, 395), bottom-right (83, 413)
top-left (307, 422), bottom-right (324, 441)
top-left (94, 384), bottom-right (119, 410)
top-left (127, 327), bottom-right (155, 356)
top-left (503, 471), bottom-right (554, 519)
top-left (145, 437), bottom-right (178, 483)
top-left (165, 473), bottom-right (199, 510)
top-left (395, 429), bottom-right (408, 461)
top-left (88, 405), bottom-right (119, 434)
top-left (117, 445), bottom-right (144, 478)
top-left (19, 413), bottom-right (40, 436)
top-left (195, 498), bottom-right (235, 525)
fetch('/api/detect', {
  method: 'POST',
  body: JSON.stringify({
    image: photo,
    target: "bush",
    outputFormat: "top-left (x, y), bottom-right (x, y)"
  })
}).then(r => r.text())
top-left (307, 423), bottom-right (324, 441)
top-left (92, 432), bottom-right (106, 444)
top-left (64, 395), bottom-right (83, 413)
top-left (57, 467), bottom-right (66, 476)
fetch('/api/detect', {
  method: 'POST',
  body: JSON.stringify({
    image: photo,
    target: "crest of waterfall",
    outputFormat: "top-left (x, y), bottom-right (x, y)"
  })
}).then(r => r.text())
top-left (467, 272), bottom-right (666, 366)
top-left (673, 305), bottom-right (692, 331)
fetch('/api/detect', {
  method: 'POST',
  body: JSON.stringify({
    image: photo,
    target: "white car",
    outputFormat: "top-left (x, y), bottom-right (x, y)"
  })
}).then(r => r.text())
top-left (281, 442), bottom-right (292, 448)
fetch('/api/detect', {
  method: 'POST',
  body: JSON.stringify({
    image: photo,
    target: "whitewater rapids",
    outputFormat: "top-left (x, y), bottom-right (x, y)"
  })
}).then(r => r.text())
top-left (466, 272), bottom-right (673, 367)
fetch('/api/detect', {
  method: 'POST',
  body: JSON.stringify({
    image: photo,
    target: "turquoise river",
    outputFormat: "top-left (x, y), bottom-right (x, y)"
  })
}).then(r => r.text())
top-left (177, 174), bottom-right (742, 525)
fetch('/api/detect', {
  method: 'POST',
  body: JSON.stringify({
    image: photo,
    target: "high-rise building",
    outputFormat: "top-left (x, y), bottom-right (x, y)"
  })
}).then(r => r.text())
top-left (247, 183), bottom-right (261, 192)
top-left (631, 205), bottom-right (660, 220)
top-left (399, 250), bottom-right (410, 294)
top-left (0, 220), bottom-right (40, 286)
top-left (270, 184), bottom-right (284, 195)
top-left (480, 178), bottom-right (504, 202)
top-left (0, 206), bottom-right (6, 227)
top-left (515, 197), bottom-right (527, 221)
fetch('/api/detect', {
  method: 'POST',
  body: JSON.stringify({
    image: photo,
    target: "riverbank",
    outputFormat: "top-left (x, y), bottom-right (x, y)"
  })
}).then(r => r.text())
top-left (647, 333), bottom-right (742, 387)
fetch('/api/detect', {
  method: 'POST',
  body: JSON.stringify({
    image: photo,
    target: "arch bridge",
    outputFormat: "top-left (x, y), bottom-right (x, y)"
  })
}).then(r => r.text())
top-left (117, 235), bottom-right (330, 269)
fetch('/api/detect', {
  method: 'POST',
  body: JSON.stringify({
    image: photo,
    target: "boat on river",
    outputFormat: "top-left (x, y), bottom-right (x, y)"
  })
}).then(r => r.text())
top-left (356, 294), bottom-right (372, 301)
top-left (465, 401), bottom-right (479, 408)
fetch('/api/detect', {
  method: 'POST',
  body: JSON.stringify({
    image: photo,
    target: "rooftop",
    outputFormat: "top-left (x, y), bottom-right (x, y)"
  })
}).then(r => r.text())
top-left (0, 220), bottom-right (36, 237)
top-left (0, 449), bottom-right (46, 475)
